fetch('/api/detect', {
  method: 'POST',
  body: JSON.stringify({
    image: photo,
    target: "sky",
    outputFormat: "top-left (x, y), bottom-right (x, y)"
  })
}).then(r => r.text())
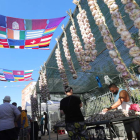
top-left (0, 0), bottom-right (76, 106)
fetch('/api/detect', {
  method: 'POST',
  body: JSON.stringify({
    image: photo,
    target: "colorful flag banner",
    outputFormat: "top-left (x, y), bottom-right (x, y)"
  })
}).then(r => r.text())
top-left (0, 69), bottom-right (33, 82)
top-left (0, 15), bottom-right (66, 50)
top-left (25, 19), bottom-right (48, 30)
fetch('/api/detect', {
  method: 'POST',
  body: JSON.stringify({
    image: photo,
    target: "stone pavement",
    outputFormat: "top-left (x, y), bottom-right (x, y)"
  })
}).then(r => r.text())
top-left (41, 133), bottom-right (69, 140)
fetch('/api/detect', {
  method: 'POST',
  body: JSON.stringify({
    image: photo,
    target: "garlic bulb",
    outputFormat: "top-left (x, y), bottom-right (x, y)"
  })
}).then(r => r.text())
top-left (113, 58), bottom-right (121, 65)
top-left (121, 71), bottom-right (130, 79)
top-left (133, 56), bottom-right (140, 65)
top-left (116, 64), bottom-right (126, 72)
top-left (124, 38), bottom-right (135, 48)
top-left (109, 50), bottom-right (118, 58)
top-left (129, 47), bottom-right (140, 57)
top-left (138, 67), bottom-right (140, 73)
top-left (129, 80), bottom-right (139, 88)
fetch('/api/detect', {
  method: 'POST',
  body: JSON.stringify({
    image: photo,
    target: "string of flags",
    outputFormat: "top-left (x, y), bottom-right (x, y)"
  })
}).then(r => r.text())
top-left (0, 69), bottom-right (33, 82)
top-left (1, 85), bottom-right (27, 88)
top-left (0, 15), bottom-right (66, 49)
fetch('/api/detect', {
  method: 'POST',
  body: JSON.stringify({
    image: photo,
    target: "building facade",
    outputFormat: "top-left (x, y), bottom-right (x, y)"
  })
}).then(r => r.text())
top-left (22, 81), bottom-right (36, 109)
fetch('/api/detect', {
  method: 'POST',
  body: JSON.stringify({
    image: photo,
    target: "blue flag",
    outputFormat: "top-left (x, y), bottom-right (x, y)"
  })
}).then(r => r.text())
top-left (0, 15), bottom-right (6, 27)
top-left (8, 39), bottom-right (25, 46)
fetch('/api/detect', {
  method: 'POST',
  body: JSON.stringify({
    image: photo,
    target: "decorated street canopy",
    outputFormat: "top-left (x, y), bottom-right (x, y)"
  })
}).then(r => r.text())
top-left (0, 16), bottom-right (65, 49)
top-left (0, 69), bottom-right (33, 82)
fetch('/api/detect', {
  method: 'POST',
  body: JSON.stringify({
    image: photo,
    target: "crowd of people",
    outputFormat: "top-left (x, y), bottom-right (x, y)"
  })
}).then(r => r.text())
top-left (1, 83), bottom-right (140, 140)
top-left (0, 96), bottom-right (32, 140)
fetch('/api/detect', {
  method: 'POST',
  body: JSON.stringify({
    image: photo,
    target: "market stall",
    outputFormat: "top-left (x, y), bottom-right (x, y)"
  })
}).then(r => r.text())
top-left (32, 0), bottom-right (140, 139)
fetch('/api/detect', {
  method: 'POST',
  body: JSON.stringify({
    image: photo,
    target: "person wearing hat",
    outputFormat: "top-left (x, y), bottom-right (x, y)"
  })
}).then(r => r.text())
top-left (0, 96), bottom-right (21, 140)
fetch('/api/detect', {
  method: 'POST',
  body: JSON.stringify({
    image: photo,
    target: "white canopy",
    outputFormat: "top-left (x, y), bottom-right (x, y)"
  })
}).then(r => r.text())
top-left (26, 100), bottom-right (60, 115)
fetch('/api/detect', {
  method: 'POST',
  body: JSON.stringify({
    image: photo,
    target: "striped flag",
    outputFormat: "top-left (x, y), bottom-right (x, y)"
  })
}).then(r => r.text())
top-left (0, 26), bottom-right (7, 39)
top-left (3, 69), bottom-right (13, 75)
top-left (0, 69), bottom-right (6, 81)
top-left (10, 46), bottom-right (24, 49)
top-left (24, 70), bottom-right (33, 75)
top-left (0, 74), bottom-right (6, 81)
top-left (7, 29), bottom-right (25, 40)
top-left (24, 70), bottom-right (33, 81)
top-left (26, 30), bottom-right (44, 39)
top-left (0, 45), bottom-right (9, 48)
top-left (14, 75), bottom-right (24, 80)
top-left (39, 34), bottom-right (52, 47)
top-left (43, 26), bottom-right (57, 36)
top-left (0, 39), bottom-right (8, 45)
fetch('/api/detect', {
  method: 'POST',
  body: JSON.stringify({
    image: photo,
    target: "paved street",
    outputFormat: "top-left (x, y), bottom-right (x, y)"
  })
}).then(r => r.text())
top-left (41, 133), bottom-right (69, 140)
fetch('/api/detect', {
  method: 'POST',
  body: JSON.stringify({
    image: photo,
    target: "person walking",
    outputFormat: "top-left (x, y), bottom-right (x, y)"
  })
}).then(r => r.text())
top-left (103, 83), bottom-right (140, 140)
top-left (43, 112), bottom-right (49, 135)
top-left (0, 96), bottom-right (21, 140)
top-left (60, 86), bottom-right (89, 140)
top-left (17, 106), bottom-right (22, 139)
top-left (12, 102), bottom-right (20, 139)
top-left (20, 110), bottom-right (29, 140)
top-left (40, 115), bottom-right (45, 135)
top-left (12, 102), bottom-right (17, 107)
top-left (25, 110), bottom-right (32, 140)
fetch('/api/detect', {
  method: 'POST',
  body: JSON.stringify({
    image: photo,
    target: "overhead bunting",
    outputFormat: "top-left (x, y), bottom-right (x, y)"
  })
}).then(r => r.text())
top-left (0, 16), bottom-right (66, 50)
top-left (0, 69), bottom-right (33, 82)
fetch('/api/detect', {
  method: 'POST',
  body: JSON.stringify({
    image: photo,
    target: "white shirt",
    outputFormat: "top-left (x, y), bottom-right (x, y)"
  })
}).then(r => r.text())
top-left (0, 102), bottom-right (21, 131)
top-left (118, 101), bottom-right (132, 111)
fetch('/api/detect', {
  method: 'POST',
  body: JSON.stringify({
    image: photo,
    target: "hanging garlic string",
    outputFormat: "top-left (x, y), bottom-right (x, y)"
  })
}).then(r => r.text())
top-left (30, 95), bottom-right (38, 121)
top-left (39, 64), bottom-right (50, 103)
top-left (73, 0), bottom-right (97, 64)
top-left (124, 79), bottom-right (132, 97)
top-left (102, 0), bottom-right (140, 67)
top-left (42, 65), bottom-right (50, 102)
top-left (73, 0), bottom-right (82, 11)
top-left (67, 10), bottom-right (91, 71)
top-left (128, 66), bottom-right (140, 90)
top-left (39, 69), bottom-right (45, 102)
top-left (55, 38), bottom-right (69, 87)
top-left (87, 0), bottom-right (136, 82)
top-left (121, 0), bottom-right (140, 38)
top-left (61, 25), bottom-right (78, 79)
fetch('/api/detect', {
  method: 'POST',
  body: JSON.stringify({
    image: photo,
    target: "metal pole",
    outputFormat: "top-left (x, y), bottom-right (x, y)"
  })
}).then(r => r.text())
top-left (33, 121), bottom-right (34, 140)
top-left (46, 101), bottom-right (51, 140)
top-left (40, 97), bottom-right (41, 117)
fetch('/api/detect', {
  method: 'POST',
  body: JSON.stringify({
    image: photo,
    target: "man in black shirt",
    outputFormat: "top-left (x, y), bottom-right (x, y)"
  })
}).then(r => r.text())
top-left (60, 86), bottom-right (89, 140)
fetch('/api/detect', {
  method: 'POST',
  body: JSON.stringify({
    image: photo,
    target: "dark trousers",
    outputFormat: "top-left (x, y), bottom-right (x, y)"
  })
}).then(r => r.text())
top-left (41, 124), bottom-right (44, 135)
top-left (44, 123), bottom-right (49, 135)
top-left (0, 128), bottom-right (18, 140)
